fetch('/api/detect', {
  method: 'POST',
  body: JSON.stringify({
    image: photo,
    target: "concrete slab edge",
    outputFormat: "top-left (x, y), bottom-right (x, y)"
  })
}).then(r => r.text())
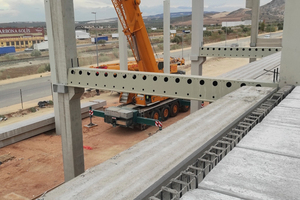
top-left (0, 100), bottom-right (106, 148)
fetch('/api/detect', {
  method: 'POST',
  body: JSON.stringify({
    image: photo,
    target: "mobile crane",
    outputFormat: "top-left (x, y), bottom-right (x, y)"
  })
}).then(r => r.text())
top-left (90, 0), bottom-right (190, 129)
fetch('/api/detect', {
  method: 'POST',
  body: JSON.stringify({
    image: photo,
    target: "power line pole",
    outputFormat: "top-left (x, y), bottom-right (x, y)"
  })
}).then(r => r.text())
top-left (92, 12), bottom-right (99, 67)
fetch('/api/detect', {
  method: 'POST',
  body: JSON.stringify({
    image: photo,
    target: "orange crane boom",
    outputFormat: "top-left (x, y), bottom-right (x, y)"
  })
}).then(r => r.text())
top-left (112, 0), bottom-right (158, 72)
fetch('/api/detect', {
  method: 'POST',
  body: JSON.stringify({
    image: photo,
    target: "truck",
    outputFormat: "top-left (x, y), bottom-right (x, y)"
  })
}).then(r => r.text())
top-left (33, 41), bottom-right (48, 51)
top-left (89, 0), bottom-right (190, 130)
top-left (0, 46), bottom-right (15, 55)
top-left (91, 36), bottom-right (108, 44)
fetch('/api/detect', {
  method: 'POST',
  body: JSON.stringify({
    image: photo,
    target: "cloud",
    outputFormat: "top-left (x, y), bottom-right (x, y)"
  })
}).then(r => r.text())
top-left (0, 0), bottom-right (273, 23)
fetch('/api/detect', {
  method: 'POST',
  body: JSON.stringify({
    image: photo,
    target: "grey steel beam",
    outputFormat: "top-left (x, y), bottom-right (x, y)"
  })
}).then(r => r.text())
top-left (44, 0), bottom-right (85, 181)
top-left (68, 68), bottom-right (278, 102)
top-left (280, 0), bottom-right (300, 87)
top-left (199, 47), bottom-right (281, 58)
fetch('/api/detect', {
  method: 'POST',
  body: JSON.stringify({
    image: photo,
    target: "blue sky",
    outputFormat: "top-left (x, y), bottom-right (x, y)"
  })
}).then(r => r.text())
top-left (0, 0), bottom-right (272, 23)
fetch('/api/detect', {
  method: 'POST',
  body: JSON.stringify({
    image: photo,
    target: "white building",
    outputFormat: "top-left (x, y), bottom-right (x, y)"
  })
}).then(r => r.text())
top-left (221, 20), bottom-right (262, 27)
top-left (112, 33), bottom-right (119, 39)
top-left (75, 30), bottom-right (90, 39)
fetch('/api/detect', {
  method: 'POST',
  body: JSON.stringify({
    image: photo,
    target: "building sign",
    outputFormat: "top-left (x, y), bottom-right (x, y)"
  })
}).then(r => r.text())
top-left (0, 28), bottom-right (44, 37)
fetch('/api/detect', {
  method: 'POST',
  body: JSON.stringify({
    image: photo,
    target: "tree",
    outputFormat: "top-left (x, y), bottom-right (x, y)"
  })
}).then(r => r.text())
top-left (171, 35), bottom-right (182, 44)
top-left (277, 22), bottom-right (284, 30)
top-left (260, 22), bottom-right (265, 31)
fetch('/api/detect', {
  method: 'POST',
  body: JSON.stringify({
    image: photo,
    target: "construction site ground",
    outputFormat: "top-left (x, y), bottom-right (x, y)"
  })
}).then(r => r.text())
top-left (0, 57), bottom-right (249, 200)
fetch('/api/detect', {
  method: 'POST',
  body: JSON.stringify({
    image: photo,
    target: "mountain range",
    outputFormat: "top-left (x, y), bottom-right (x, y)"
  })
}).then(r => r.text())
top-left (0, 0), bottom-right (285, 28)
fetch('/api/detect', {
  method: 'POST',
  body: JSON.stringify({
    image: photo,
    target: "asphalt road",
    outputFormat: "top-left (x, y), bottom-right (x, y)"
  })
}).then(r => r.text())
top-left (0, 76), bottom-right (52, 108)
top-left (0, 32), bottom-right (282, 109)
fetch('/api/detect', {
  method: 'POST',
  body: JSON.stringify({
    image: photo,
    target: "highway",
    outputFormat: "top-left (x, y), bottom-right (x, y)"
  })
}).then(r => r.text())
top-left (0, 32), bottom-right (282, 109)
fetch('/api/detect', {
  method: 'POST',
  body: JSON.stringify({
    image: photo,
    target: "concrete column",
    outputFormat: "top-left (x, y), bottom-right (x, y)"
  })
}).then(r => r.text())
top-left (247, 0), bottom-right (260, 63)
top-left (163, 0), bottom-right (170, 74)
top-left (118, 19), bottom-right (128, 70)
top-left (44, 0), bottom-right (85, 181)
top-left (190, 0), bottom-right (206, 113)
top-left (279, 0), bottom-right (300, 87)
top-left (44, 2), bottom-right (60, 135)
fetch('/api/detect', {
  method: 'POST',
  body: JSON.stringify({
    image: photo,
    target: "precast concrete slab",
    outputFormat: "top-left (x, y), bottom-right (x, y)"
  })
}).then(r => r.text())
top-left (0, 100), bottom-right (106, 148)
top-left (237, 123), bottom-right (300, 159)
top-left (262, 106), bottom-right (300, 128)
top-left (219, 52), bottom-right (281, 81)
top-left (197, 148), bottom-right (300, 200)
top-left (182, 86), bottom-right (300, 200)
top-left (42, 86), bottom-right (276, 200)
top-left (181, 188), bottom-right (242, 200)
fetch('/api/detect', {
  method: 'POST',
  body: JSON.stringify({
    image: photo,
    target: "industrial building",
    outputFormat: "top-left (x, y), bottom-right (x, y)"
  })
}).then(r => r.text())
top-left (0, 27), bottom-right (45, 51)
top-left (0, 0), bottom-right (299, 199)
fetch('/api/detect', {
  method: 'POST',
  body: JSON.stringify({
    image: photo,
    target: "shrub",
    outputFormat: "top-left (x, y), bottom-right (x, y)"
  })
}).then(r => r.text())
top-left (45, 64), bottom-right (51, 72)
top-left (113, 48), bottom-right (119, 58)
top-left (37, 66), bottom-right (46, 73)
top-left (4, 54), bottom-right (15, 60)
top-left (98, 40), bottom-right (106, 44)
top-left (171, 35), bottom-right (182, 44)
top-left (170, 44), bottom-right (180, 50)
top-left (204, 31), bottom-right (212, 37)
top-left (157, 44), bottom-right (164, 50)
top-left (30, 107), bottom-right (37, 112)
top-left (31, 50), bottom-right (41, 57)
top-left (99, 56), bottom-right (110, 62)
top-left (48, 100), bottom-right (53, 105)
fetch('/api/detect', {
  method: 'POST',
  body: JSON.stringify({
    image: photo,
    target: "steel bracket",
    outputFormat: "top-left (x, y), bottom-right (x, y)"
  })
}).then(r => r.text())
top-left (53, 84), bottom-right (69, 94)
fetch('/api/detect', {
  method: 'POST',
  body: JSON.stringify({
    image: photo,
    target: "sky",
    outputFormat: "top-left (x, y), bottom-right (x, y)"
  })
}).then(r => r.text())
top-left (0, 0), bottom-right (272, 23)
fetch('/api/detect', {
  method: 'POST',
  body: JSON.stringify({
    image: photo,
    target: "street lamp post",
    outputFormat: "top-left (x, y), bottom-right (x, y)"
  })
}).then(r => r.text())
top-left (92, 12), bottom-right (99, 67)
top-left (181, 15), bottom-right (184, 59)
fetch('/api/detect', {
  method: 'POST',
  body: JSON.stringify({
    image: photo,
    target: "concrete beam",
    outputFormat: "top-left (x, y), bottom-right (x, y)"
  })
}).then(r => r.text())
top-left (44, 0), bottom-right (85, 181)
top-left (118, 19), bottom-right (128, 71)
top-left (191, 0), bottom-right (205, 113)
top-left (0, 101), bottom-right (106, 148)
top-left (163, 0), bottom-right (171, 74)
top-left (256, 38), bottom-right (282, 47)
top-left (279, 0), bottom-right (300, 87)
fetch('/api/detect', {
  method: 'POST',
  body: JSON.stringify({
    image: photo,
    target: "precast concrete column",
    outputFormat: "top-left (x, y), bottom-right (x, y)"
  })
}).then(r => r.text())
top-left (118, 19), bottom-right (128, 70)
top-left (44, 0), bottom-right (85, 181)
top-left (246, 0), bottom-right (260, 63)
top-left (279, 0), bottom-right (300, 87)
top-left (190, 0), bottom-right (206, 113)
top-left (163, 0), bottom-right (171, 74)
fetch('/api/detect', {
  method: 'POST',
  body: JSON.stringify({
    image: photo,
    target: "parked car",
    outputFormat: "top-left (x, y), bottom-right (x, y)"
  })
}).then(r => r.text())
top-left (264, 34), bottom-right (271, 38)
top-left (230, 43), bottom-right (239, 47)
top-left (24, 48), bottom-right (33, 52)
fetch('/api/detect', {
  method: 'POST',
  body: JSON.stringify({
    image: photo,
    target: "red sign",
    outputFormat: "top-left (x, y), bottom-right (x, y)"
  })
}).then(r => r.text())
top-left (0, 28), bottom-right (44, 36)
top-left (89, 110), bottom-right (94, 116)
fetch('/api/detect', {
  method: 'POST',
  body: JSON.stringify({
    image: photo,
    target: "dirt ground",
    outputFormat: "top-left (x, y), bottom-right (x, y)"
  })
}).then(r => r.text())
top-left (0, 53), bottom-right (249, 199)
top-left (0, 96), bottom-right (190, 200)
